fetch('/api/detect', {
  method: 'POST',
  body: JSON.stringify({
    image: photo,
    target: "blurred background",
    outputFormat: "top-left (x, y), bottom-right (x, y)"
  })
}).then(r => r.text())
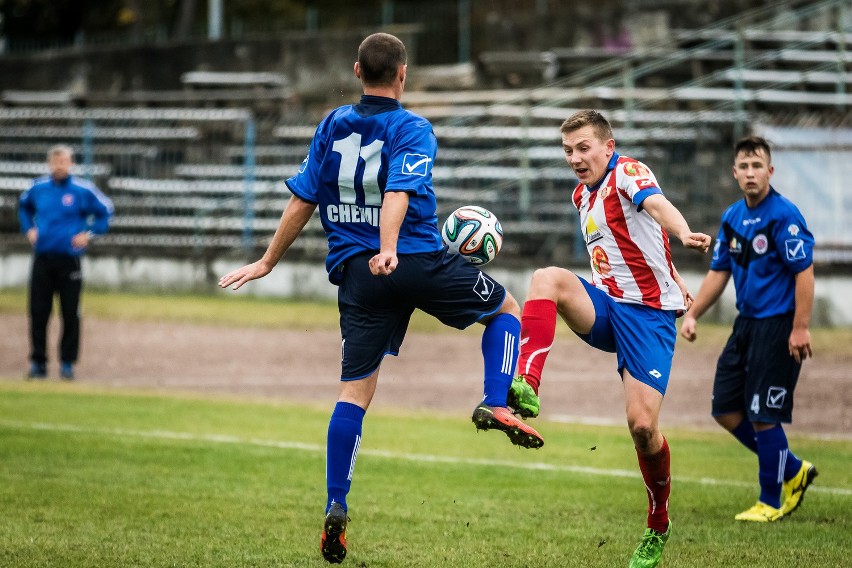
top-left (0, 0), bottom-right (849, 321)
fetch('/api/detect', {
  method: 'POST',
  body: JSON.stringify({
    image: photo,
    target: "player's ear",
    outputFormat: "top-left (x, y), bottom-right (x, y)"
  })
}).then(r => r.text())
top-left (605, 138), bottom-right (615, 155)
top-left (399, 64), bottom-right (407, 84)
top-left (354, 62), bottom-right (361, 79)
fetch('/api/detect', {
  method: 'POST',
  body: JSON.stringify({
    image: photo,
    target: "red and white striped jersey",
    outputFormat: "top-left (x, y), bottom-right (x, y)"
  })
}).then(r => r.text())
top-left (571, 154), bottom-right (684, 311)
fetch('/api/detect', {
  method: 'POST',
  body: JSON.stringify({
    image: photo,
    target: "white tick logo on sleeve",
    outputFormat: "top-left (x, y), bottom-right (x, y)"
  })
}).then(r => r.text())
top-left (401, 153), bottom-right (431, 176)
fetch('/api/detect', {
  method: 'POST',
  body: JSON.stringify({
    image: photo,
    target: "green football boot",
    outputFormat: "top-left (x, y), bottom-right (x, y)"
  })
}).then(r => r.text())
top-left (507, 375), bottom-right (540, 418)
top-left (628, 521), bottom-right (671, 568)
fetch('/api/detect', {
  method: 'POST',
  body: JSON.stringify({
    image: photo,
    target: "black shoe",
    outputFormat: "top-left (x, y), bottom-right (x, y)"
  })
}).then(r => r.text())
top-left (320, 502), bottom-right (349, 563)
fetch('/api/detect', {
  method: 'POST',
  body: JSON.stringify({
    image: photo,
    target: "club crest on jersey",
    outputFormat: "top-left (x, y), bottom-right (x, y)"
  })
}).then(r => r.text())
top-left (788, 224), bottom-right (800, 236)
top-left (598, 185), bottom-right (611, 199)
top-left (473, 272), bottom-right (495, 301)
top-left (785, 239), bottom-right (806, 260)
top-left (752, 233), bottom-right (769, 254)
top-left (62, 194), bottom-right (74, 206)
top-left (401, 153), bottom-right (431, 176)
top-left (622, 162), bottom-right (650, 178)
top-left (591, 246), bottom-right (611, 276)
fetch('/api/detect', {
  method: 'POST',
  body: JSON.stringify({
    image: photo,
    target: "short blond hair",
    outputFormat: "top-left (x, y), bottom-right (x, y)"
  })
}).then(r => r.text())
top-left (561, 110), bottom-right (613, 141)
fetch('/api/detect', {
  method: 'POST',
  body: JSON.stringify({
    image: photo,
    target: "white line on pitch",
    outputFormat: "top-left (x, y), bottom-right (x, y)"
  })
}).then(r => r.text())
top-left (3, 419), bottom-right (851, 497)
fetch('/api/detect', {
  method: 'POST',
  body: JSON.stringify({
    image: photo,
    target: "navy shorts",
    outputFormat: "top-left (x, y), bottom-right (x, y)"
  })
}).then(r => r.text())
top-left (712, 313), bottom-right (801, 423)
top-left (574, 277), bottom-right (677, 395)
top-left (337, 250), bottom-right (506, 380)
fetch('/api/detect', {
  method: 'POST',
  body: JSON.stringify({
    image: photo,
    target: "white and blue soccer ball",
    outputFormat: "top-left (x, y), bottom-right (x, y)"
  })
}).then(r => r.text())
top-left (441, 205), bottom-right (503, 265)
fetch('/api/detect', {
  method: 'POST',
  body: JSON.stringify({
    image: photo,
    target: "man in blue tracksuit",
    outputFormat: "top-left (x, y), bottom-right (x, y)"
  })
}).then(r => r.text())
top-left (18, 145), bottom-right (114, 380)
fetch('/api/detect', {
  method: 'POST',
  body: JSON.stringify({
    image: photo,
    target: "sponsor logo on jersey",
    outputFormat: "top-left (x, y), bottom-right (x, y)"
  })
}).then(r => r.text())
top-left (752, 233), bottom-right (769, 254)
top-left (622, 162), bottom-right (650, 178)
top-left (62, 194), bottom-right (74, 206)
top-left (636, 178), bottom-right (656, 189)
top-left (591, 246), bottom-right (611, 276)
top-left (474, 272), bottom-right (495, 301)
top-left (785, 238), bottom-right (806, 260)
top-left (766, 386), bottom-right (787, 409)
top-left (742, 217), bottom-right (762, 226)
top-left (326, 204), bottom-right (381, 226)
top-left (401, 153), bottom-right (431, 176)
top-left (729, 237), bottom-right (742, 255)
top-left (298, 152), bottom-right (309, 173)
top-left (585, 216), bottom-right (603, 244)
top-left (788, 224), bottom-right (800, 236)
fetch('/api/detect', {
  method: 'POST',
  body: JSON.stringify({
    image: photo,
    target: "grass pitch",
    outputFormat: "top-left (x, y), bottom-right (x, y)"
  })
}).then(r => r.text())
top-left (1, 381), bottom-right (850, 568)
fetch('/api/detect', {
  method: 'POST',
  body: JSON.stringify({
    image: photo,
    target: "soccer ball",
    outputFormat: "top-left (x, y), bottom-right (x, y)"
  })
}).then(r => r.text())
top-left (441, 205), bottom-right (503, 265)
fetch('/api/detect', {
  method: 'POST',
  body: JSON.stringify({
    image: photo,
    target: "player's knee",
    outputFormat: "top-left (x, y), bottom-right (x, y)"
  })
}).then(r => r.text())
top-left (527, 266), bottom-right (569, 300)
top-left (628, 422), bottom-right (657, 452)
top-left (499, 291), bottom-right (521, 318)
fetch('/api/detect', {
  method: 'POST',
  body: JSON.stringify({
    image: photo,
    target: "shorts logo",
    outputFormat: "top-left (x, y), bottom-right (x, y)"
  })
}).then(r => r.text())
top-left (752, 233), bottom-right (768, 254)
top-left (62, 194), bottom-right (74, 206)
top-left (402, 153), bottom-right (431, 176)
top-left (648, 369), bottom-right (662, 379)
top-left (767, 386), bottom-right (787, 409)
top-left (785, 239), bottom-right (805, 261)
top-left (474, 272), bottom-right (495, 301)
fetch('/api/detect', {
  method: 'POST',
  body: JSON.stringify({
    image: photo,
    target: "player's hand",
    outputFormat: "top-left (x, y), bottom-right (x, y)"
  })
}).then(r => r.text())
top-left (369, 251), bottom-right (398, 276)
top-left (26, 228), bottom-right (38, 245)
top-left (218, 260), bottom-right (273, 290)
top-left (70, 231), bottom-right (91, 250)
top-left (682, 232), bottom-right (712, 253)
top-left (674, 272), bottom-right (693, 312)
top-left (680, 316), bottom-right (698, 342)
top-left (789, 328), bottom-right (813, 363)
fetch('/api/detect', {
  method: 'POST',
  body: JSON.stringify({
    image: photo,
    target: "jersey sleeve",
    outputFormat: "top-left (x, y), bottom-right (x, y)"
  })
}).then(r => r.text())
top-left (772, 207), bottom-right (814, 273)
top-left (285, 117), bottom-right (331, 204)
top-left (709, 220), bottom-right (731, 271)
top-left (17, 185), bottom-right (36, 232)
top-left (384, 114), bottom-right (436, 197)
top-left (616, 160), bottom-right (663, 210)
top-left (81, 180), bottom-right (115, 235)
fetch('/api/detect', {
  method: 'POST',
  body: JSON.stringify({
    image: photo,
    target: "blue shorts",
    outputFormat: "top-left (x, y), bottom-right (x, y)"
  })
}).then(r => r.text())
top-left (337, 250), bottom-right (506, 380)
top-left (712, 313), bottom-right (800, 423)
top-left (574, 277), bottom-right (677, 395)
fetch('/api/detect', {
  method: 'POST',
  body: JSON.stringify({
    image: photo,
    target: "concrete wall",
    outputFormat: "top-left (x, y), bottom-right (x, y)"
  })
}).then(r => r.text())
top-left (1, 252), bottom-right (847, 326)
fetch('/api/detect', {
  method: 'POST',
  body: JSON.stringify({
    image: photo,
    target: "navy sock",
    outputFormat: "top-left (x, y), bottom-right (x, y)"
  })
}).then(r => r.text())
top-left (778, 426), bottom-right (803, 481)
top-left (326, 401), bottom-right (366, 513)
top-left (755, 425), bottom-right (789, 508)
top-left (481, 313), bottom-right (520, 407)
top-left (730, 420), bottom-right (758, 453)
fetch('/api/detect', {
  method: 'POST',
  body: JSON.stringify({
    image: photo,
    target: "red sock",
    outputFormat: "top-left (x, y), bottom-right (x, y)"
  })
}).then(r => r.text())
top-left (636, 437), bottom-right (671, 533)
top-left (518, 299), bottom-right (557, 394)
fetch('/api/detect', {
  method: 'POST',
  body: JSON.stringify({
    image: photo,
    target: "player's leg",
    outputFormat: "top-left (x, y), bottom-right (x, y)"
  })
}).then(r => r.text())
top-left (741, 314), bottom-right (816, 521)
top-left (410, 252), bottom-right (542, 448)
top-left (27, 254), bottom-right (53, 378)
top-left (56, 255), bottom-right (82, 379)
top-left (510, 268), bottom-right (596, 416)
top-left (322, 252), bottom-right (410, 563)
top-left (712, 319), bottom-right (759, 452)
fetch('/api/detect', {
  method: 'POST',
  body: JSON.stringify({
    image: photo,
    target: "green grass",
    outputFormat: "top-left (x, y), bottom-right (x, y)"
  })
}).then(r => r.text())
top-left (1, 381), bottom-right (850, 568)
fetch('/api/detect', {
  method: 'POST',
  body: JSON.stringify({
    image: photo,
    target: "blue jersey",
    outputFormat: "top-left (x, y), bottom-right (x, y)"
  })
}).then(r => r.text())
top-left (286, 95), bottom-right (444, 284)
top-left (18, 175), bottom-right (114, 256)
top-left (710, 187), bottom-right (813, 318)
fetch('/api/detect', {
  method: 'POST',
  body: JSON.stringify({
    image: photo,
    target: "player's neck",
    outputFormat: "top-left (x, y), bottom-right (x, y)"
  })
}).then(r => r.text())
top-left (362, 84), bottom-right (403, 101)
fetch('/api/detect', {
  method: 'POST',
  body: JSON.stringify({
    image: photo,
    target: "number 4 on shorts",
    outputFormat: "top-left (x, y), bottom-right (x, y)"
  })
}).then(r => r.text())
top-left (751, 394), bottom-right (760, 414)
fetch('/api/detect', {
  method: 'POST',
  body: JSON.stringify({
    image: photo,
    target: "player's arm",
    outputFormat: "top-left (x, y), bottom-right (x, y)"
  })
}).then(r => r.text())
top-left (219, 195), bottom-right (316, 290)
top-left (369, 190), bottom-right (409, 276)
top-left (641, 194), bottom-right (711, 253)
top-left (789, 264), bottom-right (814, 363)
top-left (679, 269), bottom-right (731, 341)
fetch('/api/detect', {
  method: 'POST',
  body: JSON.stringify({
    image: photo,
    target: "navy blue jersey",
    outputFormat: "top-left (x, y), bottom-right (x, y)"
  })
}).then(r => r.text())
top-left (286, 95), bottom-right (444, 284)
top-left (18, 175), bottom-right (114, 256)
top-left (710, 187), bottom-right (813, 318)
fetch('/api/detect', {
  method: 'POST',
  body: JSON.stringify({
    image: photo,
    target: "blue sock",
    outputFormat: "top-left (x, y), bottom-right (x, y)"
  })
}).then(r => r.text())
top-left (481, 313), bottom-right (520, 407)
top-left (755, 425), bottom-right (789, 509)
top-left (730, 420), bottom-right (758, 453)
top-left (778, 426), bottom-right (803, 481)
top-left (326, 401), bottom-right (366, 513)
